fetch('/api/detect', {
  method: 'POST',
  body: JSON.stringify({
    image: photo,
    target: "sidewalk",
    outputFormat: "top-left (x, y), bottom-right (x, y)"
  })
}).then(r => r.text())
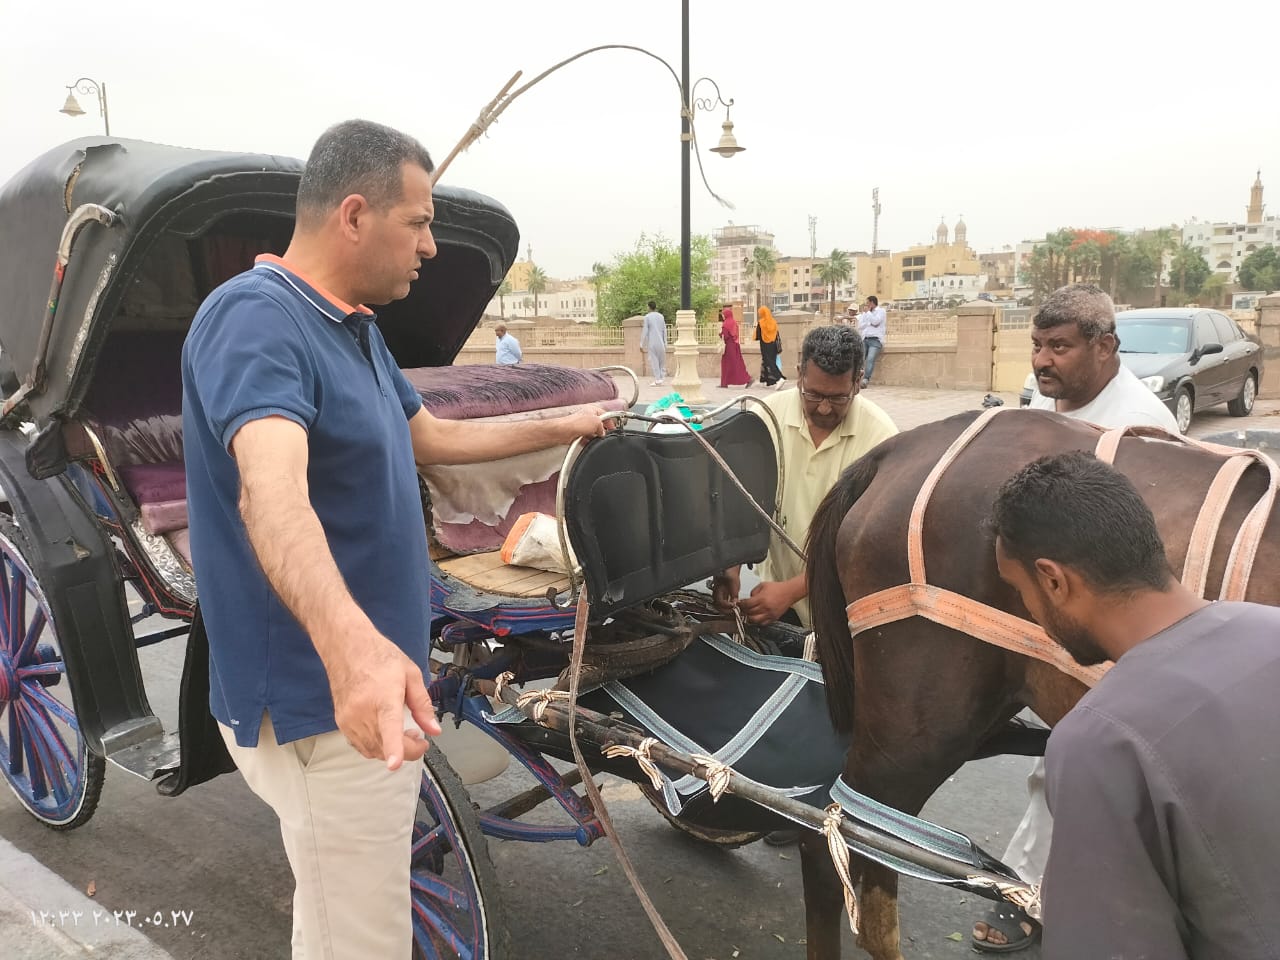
top-left (0, 837), bottom-right (175, 960)
top-left (630, 376), bottom-right (1280, 438)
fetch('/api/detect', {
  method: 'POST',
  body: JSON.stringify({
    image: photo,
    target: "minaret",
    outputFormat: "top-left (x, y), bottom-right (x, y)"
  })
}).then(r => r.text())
top-left (1247, 170), bottom-right (1264, 224)
top-left (935, 217), bottom-right (948, 245)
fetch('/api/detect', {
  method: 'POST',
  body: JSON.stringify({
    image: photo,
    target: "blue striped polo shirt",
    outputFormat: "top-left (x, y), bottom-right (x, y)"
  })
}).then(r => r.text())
top-left (182, 255), bottom-right (429, 747)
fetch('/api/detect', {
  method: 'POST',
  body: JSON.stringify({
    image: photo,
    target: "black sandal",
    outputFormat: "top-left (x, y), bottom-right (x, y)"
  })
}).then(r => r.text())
top-left (971, 904), bottom-right (1041, 953)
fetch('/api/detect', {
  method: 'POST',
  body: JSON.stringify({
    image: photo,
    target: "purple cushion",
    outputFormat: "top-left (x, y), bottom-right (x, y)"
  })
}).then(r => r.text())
top-left (140, 499), bottom-right (189, 536)
top-left (119, 462), bottom-right (186, 506)
top-left (402, 363), bottom-right (618, 420)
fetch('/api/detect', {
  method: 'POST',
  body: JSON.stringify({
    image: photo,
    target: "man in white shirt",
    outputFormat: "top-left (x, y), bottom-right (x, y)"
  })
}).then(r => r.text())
top-left (973, 282), bottom-right (1178, 953)
top-left (640, 300), bottom-right (668, 386)
top-left (494, 324), bottom-right (522, 365)
top-left (855, 296), bottom-right (887, 388)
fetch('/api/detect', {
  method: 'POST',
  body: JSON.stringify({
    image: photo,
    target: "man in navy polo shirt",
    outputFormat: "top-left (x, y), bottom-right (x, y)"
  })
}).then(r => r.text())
top-left (182, 119), bottom-right (604, 959)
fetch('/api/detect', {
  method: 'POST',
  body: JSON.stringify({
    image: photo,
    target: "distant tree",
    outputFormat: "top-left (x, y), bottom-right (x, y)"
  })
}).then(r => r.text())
top-left (1170, 243), bottom-right (1211, 297)
top-left (748, 245), bottom-right (778, 319)
top-left (589, 262), bottom-right (609, 322)
top-left (1140, 227), bottom-right (1176, 303)
top-left (496, 279), bottom-right (512, 319)
top-left (1199, 273), bottom-right (1229, 308)
top-left (1021, 229), bottom-right (1074, 303)
top-left (817, 249), bottom-right (852, 320)
top-left (527, 265), bottom-right (548, 320)
top-left (1239, 246), bottom-right (1280, 292)
top-left (596, 234), bottom-right (717, 326)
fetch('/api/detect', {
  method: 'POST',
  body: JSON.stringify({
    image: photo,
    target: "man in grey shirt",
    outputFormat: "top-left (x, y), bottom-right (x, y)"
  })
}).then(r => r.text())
top-left (641, 300), bottom-right (668, 386)
top-left (990, 451), bottom-right (1280, 960)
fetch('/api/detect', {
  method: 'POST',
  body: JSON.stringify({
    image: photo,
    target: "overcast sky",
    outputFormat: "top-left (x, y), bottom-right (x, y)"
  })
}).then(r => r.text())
top-left (3, 0), bottom-right (1275, 279)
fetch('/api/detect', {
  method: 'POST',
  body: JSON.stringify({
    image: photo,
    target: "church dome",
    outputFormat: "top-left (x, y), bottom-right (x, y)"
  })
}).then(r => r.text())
top-left (954, 215), bottom-right (967, 245)
top-left (935, 217), bottom-right (948, 245)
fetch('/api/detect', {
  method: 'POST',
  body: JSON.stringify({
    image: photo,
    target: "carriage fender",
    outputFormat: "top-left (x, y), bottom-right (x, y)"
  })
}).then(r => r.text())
top-left (0, 428), bottom-right (159, 758)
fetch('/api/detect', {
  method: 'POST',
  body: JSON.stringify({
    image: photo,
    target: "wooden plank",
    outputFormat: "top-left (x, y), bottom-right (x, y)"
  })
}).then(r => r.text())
top-left (437, 551), bottom-right (508, 579)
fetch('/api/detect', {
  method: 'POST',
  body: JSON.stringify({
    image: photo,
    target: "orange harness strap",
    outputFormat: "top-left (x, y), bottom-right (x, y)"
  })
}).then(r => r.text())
top-left (847, 411), bottom-right (1278, 689)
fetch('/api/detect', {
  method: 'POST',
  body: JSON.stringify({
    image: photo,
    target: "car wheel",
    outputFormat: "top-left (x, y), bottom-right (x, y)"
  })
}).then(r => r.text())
top-left (1227, 371), bottom-right (1257, 417)
top-left (1174, 386), bottom-right (1193, 434)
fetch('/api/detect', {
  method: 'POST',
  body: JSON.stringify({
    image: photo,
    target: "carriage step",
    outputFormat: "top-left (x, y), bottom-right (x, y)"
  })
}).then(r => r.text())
top-left (102, 719), bottom-right (181, 781)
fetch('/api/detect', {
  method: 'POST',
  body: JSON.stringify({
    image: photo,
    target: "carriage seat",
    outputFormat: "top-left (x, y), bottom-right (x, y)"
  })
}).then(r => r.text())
top-left (70, 339), bottom-right (623, 573)
top-left (407, 364), bottom-right (625, 558)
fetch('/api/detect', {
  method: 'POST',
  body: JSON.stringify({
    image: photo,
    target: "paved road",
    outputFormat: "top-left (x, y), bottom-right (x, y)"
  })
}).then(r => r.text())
top-left (3, 382), bottom-right (1277, 958)
top-left (0, 622), bottom-right (1044, 959)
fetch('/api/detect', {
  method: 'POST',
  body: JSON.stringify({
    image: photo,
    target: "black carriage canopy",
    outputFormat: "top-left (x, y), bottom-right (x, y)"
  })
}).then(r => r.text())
top-left (0, 136), bottom-right (520, 425)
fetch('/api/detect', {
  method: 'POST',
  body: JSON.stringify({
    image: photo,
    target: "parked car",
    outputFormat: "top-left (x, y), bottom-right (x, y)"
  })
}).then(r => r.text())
top-left (1017, 308), bottom-right (1265, 433)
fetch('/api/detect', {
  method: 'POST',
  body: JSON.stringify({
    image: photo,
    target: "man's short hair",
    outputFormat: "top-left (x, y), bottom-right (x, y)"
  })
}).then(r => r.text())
top-left (1033, 283), bottom-right (1116, 343)
top-left (648, 300), bottom-right (657, 311)
top-left (296, 120), bottom-right (434, 227)
top-left (867, 295), bottom-right (879, 307)
top-left (800, 325), bottom-right (865, 378)
top-left (494, 324), bottom-right (507, 336)
top-left (989, 452), bottom-right (1171, 594)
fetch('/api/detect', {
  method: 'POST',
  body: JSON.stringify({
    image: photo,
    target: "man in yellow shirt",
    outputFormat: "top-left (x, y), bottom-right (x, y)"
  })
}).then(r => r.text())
top-left (712, 325), bottom-right (898, 628)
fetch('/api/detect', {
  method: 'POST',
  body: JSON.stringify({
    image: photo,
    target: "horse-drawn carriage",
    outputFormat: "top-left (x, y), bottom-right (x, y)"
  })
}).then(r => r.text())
top-left (11, 136), bottom-right (1276, 960)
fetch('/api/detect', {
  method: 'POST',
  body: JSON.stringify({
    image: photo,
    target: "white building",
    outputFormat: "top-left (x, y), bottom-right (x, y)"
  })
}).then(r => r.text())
top-left (486, 279), bottom-right (597, 321)
top-left (922, 273), bottom-right (990, 301)
top-left (1183, 171), bottom-right (1278, 279)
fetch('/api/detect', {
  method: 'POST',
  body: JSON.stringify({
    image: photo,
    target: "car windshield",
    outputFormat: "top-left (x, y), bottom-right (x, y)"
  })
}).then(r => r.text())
top-left (1117, 319), bottom-right (1191, 354)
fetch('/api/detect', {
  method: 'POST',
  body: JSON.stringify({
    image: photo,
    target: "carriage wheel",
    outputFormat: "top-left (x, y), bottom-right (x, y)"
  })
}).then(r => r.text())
top-left (638, 783), bottom-right (766, 849)
top-left (412, 745), bottom-right (511, 960)
top-left (0, 519), bottom-right (105, 829)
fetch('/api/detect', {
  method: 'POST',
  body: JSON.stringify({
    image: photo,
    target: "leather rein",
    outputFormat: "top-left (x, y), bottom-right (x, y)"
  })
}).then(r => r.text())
top-left (844, 408), bottom-right (1279, 687)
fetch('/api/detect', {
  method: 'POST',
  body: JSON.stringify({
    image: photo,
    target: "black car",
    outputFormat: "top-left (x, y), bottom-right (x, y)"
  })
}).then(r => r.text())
top-left (1018, 308), bottom-right (1265, 433)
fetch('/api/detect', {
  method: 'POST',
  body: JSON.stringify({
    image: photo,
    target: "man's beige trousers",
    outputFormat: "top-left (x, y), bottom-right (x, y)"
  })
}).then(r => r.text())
top-left (220, 713), bottom-right (420, 959)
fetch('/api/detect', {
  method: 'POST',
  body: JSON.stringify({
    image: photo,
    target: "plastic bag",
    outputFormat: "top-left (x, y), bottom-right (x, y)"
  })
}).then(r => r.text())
top-left (500, 512), bottom-right (576, 574)
top-left (644, 393), bottom-right (706, 433)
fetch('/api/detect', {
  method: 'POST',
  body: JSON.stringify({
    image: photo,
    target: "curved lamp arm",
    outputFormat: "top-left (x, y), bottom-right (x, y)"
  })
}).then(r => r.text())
top-left (432, 44), bottom-right (733, 211)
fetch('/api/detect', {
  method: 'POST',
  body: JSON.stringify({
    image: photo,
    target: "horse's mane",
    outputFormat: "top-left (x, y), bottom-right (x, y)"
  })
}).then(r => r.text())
top-left (808, 452), bottom-right (882, 734)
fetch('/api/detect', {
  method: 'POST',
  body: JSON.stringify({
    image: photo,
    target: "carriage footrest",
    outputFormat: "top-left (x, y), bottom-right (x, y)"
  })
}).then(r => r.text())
top-left (103, 719), bottom-right (181, 781)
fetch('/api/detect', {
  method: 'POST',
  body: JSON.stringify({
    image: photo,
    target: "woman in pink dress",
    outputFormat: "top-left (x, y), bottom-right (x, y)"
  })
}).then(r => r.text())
top-left (719, 305), bottom-right (753, 388)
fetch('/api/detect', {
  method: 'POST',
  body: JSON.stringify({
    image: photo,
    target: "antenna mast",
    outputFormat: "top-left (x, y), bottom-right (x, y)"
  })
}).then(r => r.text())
top-left (871, 188), bottom-right (882, 255)
top-left (808, 215), bottom-right (818, 259)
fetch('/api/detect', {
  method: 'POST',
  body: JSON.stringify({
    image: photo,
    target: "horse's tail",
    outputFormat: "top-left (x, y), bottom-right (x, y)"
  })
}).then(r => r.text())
top-left (806, 453), bottom-right (879, 734)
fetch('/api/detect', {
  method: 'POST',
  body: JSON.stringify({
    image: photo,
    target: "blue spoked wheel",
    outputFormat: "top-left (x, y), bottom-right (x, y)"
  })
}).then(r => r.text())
top-left (412, 746), bottom-right (509, 960)
top-left (0, 519), bottom-right (105, 829)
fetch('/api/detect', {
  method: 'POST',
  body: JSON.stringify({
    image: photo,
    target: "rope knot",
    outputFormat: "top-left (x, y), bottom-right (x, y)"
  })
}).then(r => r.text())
top-left (821, 803), bottom-right (860, 935)
top-left (515, 687), bottom-right (571, 723)
top-left (603, 737), bottom-right (665, 792)
top-left (689, 754), bottom-right (732, 802)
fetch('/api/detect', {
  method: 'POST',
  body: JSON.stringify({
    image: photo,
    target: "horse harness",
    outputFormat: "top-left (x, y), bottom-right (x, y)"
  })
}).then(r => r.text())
top-left (844, 407), bottom-right (1280, 688)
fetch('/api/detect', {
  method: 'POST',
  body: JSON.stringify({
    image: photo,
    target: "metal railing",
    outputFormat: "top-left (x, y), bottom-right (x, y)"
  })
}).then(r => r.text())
top-left (527, 326), bottom-right (624, 348)
top-left (885, 314), bottom-right (959, 345)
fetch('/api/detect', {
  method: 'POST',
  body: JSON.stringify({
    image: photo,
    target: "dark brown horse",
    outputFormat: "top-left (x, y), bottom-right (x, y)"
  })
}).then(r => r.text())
top-left (800, 408), bottom-right (1280, 960)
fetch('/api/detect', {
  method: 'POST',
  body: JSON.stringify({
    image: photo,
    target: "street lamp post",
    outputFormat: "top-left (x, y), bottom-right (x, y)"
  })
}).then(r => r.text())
top-left (430, 33), bottom-right (743, 401)
top-left (673, 0), bottom-right (744, 401)
top-left (59, 77), bottom-right (110, 136)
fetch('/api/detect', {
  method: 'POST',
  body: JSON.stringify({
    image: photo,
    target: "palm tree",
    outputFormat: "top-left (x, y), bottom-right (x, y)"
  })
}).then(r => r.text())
top-left (527, 265), bottom-right (548, 320)
top-left (590, 262), bottom-right (609, 323)
top-left (496, 279), bottom-right (512, 319)
top-left (816, 249), bottom-right (852, 320)
top-left (1144, 227), bottom-right (1175, 306)
top-left (749, 246), bottom-right (778, 318)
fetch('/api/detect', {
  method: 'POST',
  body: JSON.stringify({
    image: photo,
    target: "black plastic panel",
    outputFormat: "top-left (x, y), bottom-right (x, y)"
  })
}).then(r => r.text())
top-left (564, 412), bottom-right (778, 620)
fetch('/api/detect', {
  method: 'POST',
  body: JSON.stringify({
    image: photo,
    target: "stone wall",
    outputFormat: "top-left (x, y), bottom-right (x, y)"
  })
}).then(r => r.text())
top-left (459, 309), bottom-right (979, 391)
top-left (1258, 296), bottom-right (1280, 399)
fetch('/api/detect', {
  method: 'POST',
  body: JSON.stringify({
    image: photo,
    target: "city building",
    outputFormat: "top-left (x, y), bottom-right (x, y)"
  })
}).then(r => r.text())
top-left (1183, 171), bottom-right (1278, 279)
top-left (979, 249), bottom-right (1017, 291)
top-left (856, 216), bottom-right (982, 304)
top-left (711, 224), bottom-right (776, 303)
top-left (485, 277), bottom-right (597, 321)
